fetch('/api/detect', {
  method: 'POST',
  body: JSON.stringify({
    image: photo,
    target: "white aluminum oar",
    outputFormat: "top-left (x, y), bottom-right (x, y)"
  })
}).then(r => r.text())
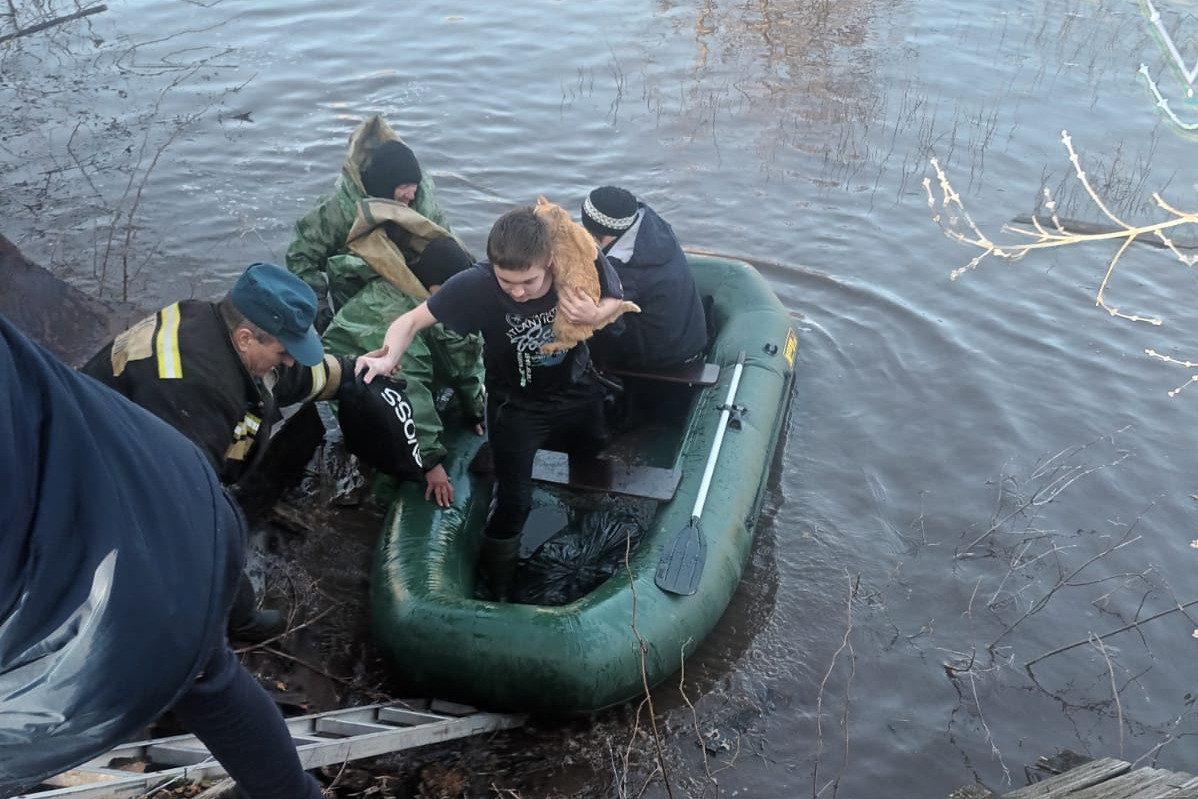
top-left (655, 350), bottom-right (746, 596)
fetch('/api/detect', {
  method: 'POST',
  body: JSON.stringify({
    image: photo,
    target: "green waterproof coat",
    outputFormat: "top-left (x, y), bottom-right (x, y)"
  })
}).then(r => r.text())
top-left (287, 115), bottom-right (483, 472)
top-left (285, 115), bottom-right (453, 308)
top-left (319, 199), bottom-right (485, 470)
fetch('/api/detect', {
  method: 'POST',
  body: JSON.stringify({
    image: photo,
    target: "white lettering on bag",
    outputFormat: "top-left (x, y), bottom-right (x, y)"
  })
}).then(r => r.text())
top-left (381, 386), bottom-right (423, 469)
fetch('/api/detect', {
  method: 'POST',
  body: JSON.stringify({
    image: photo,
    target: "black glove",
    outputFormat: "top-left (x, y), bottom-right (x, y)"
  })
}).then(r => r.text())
top-left (336, 372), bottom-right (426, 482)
top-left (314, 305), bottom-right (335, 334)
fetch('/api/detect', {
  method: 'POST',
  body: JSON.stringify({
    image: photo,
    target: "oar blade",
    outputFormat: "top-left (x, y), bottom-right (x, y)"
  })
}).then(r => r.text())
top-left (655, 519), bottom-right (706, 596)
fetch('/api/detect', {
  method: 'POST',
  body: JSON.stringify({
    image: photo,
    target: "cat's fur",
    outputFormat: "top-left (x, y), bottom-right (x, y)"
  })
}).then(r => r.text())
top-left (534, 195), bottom-right (639, 355)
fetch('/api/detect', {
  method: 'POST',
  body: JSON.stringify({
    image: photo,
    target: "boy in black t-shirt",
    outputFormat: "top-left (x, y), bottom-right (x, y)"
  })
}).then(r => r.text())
top-left (356, 206), bottom-right (628, 600)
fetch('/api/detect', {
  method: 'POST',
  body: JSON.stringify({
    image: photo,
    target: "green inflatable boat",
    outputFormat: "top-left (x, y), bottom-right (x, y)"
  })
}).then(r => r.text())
top-left (370, 254), bottom-right (797, 716)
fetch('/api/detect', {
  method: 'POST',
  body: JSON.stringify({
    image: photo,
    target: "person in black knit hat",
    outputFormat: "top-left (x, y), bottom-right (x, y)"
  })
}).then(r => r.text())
top-left (286, 116), bottom-right (457, 333)
top-left (581, 185), bottom-right (707, 371)
top-left (581, 185), bottom-right (639, 239)
top-left (362, 140), bottom-right (423, 205)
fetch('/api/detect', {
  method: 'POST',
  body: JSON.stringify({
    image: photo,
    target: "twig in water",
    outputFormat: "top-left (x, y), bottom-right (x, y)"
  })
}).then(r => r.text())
top-left (675, 650), bottom-right (723, 799)
top-left (958, 429), bottom-right (1131, 556)
top-left (1024, 597), bottom-right (1198, 669)
top-left (1090, 632), bottom-right (1125, 758)
top-left (990, 528), bottom-right (1142, 649)
top-left (812, 572), bottom-right (856, 799)
top-left (104, 80), bottom-right (200, 301)
top-left (625, 528), bottom-right (674, 799)
top-left (0, 3), bottom-right (107, 45)
top-left (926, 130), bottom-right (1198, 394)
top-left (1009, 214), bottom-right (1198, 249)
top-left (966, 670), bottom-right (1011, 785)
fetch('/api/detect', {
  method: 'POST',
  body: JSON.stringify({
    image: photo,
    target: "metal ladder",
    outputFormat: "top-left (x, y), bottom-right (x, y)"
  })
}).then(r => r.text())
top-left (18, 699), bottom-right (526, 799)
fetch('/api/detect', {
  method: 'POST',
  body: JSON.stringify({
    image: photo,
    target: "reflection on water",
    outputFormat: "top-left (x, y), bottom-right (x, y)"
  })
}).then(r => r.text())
top-left (675, 0), bottom-right (888, 189)
top-left (5, 0), bottom-right (1198, 795)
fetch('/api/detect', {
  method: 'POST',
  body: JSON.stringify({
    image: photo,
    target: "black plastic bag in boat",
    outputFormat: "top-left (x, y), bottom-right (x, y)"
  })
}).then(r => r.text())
top-left (512, 509), bottom-right (645, 606)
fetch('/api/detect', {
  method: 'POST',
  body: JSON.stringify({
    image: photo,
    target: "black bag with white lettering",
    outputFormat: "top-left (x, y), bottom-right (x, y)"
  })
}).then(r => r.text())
top-left (336, 373), bottom-right (425, 482)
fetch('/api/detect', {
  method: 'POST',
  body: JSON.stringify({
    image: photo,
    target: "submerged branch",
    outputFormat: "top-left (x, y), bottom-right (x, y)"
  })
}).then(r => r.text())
top-left (1024, 597), bottom-right (1198, 669)
top-left (0, 3), bottom-right (107, 44)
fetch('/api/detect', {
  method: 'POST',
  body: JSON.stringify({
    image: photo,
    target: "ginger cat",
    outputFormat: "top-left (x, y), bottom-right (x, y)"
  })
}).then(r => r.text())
top-left (534, 195), bottom-right (639, 355)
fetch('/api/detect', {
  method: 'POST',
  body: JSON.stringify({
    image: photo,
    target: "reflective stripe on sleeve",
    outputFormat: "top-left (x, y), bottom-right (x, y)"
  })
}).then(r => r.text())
top-left (308, 362), bottom-right (327, 400)
top-left (155, 303), bottom-right (184, 379)
top-left (314, 354), bottom-right (342, 401)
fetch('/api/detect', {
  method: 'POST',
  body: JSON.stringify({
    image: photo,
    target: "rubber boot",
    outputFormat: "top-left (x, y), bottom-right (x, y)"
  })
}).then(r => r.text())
top-left (477, 534), bottom-right (520, 602)
top-left (227, 571), bottom-right (286, 644)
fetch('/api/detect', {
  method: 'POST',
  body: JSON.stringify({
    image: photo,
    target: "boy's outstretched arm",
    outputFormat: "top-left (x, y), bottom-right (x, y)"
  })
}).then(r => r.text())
top-left (355, 301), bottom-right (438, 382)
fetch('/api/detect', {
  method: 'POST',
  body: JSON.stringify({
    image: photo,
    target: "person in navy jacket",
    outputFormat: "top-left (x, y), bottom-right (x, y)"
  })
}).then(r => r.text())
top-left (581, 185), bottom-right (707, 371)
top-left (0, 312), bottom-right (322, 799)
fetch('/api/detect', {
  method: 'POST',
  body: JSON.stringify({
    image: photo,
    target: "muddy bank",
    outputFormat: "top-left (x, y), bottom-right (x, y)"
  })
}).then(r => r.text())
top-left (0, 233), bottom-right (142, 366)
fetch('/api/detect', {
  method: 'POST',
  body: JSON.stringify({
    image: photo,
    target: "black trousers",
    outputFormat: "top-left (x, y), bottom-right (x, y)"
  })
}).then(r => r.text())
top-left (170, 493), bottom-right (322, 799)
top-left (484, 390), bottom-right (607, 540)
top-left (171, 644), bottom-right (322, 799)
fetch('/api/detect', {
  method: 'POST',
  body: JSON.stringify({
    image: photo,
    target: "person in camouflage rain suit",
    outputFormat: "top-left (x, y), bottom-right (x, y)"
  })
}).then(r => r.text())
top-left (286, 116), bottom-right (485, 507)
top-left (287, 115), bottom-right (453, 313)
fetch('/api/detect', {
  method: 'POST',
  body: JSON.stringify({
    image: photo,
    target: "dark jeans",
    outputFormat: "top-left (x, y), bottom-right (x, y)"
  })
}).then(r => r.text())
top-left (484, 390), bottom-right (608, 540)
top-left (171, 644), bottom-right (323, 799)
top-left (169, 491), bottom-right (322, 799)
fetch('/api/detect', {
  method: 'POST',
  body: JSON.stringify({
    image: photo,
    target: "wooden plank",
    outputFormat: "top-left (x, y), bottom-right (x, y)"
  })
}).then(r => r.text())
top-left (1002, 758), bottom-right (1131, 798)
top-left (40, 769), bottom-right (130, 787)
top-left (69, 705), bottom-right (396, 766)
top-left (606, 361), bottom-right (720, 386)
top-left (1170, 774), bottom-right (1198, 798)
top-left (281, 702), bottom-right (395, 733)
top-left (17, 763), bottom-right (232, 799)
top-left (1064, 768), bottom-right (1198, 799)
top-left (290, 736), bottom-right (325, 746)
top-left (531, 449), bottom-right (679, 501)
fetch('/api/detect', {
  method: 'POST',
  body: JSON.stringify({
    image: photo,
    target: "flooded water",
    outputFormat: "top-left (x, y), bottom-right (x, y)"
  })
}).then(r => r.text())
top-left (5, 0), bottom-right (1198, 795)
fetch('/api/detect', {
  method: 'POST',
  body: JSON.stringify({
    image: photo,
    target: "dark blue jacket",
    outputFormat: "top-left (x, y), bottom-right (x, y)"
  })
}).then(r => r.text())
top-left (0, 313), bottom-right (241, 791)
top-left (595, 204), bottom-right (707, 370)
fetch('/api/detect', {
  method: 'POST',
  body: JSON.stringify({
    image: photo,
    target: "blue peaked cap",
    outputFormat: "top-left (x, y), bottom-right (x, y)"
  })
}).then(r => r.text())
top-left (230, 263), bottom-right (323, 367)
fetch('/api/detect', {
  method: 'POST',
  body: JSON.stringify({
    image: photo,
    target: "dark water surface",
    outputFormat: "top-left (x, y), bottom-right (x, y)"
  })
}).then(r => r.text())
top-left (5, 0), bottom-right (1198, 795)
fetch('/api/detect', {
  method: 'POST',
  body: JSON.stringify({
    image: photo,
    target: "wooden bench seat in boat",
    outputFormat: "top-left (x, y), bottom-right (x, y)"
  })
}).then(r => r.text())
top-left (468, 443), bottom-right (679, 501)
top-left (603, 360), bottom-right (720, 386)
top-left (531, 449), bottom-right (680, 501)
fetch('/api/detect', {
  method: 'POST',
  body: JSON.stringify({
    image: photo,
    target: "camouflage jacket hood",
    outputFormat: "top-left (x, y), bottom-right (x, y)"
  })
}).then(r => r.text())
top-left (285, 115), bottom-right (452, 302)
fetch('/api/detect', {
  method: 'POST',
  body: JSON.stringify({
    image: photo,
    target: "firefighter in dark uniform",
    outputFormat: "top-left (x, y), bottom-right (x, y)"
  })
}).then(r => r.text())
top-left (80, 262), bottom-right (421, 642)
top-left (0, 311), bottom-right (324, 799)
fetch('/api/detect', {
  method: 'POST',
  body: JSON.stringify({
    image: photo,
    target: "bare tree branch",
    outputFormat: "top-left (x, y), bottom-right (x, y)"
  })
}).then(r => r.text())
top-left (0, 2), bottom-right (106, 45)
